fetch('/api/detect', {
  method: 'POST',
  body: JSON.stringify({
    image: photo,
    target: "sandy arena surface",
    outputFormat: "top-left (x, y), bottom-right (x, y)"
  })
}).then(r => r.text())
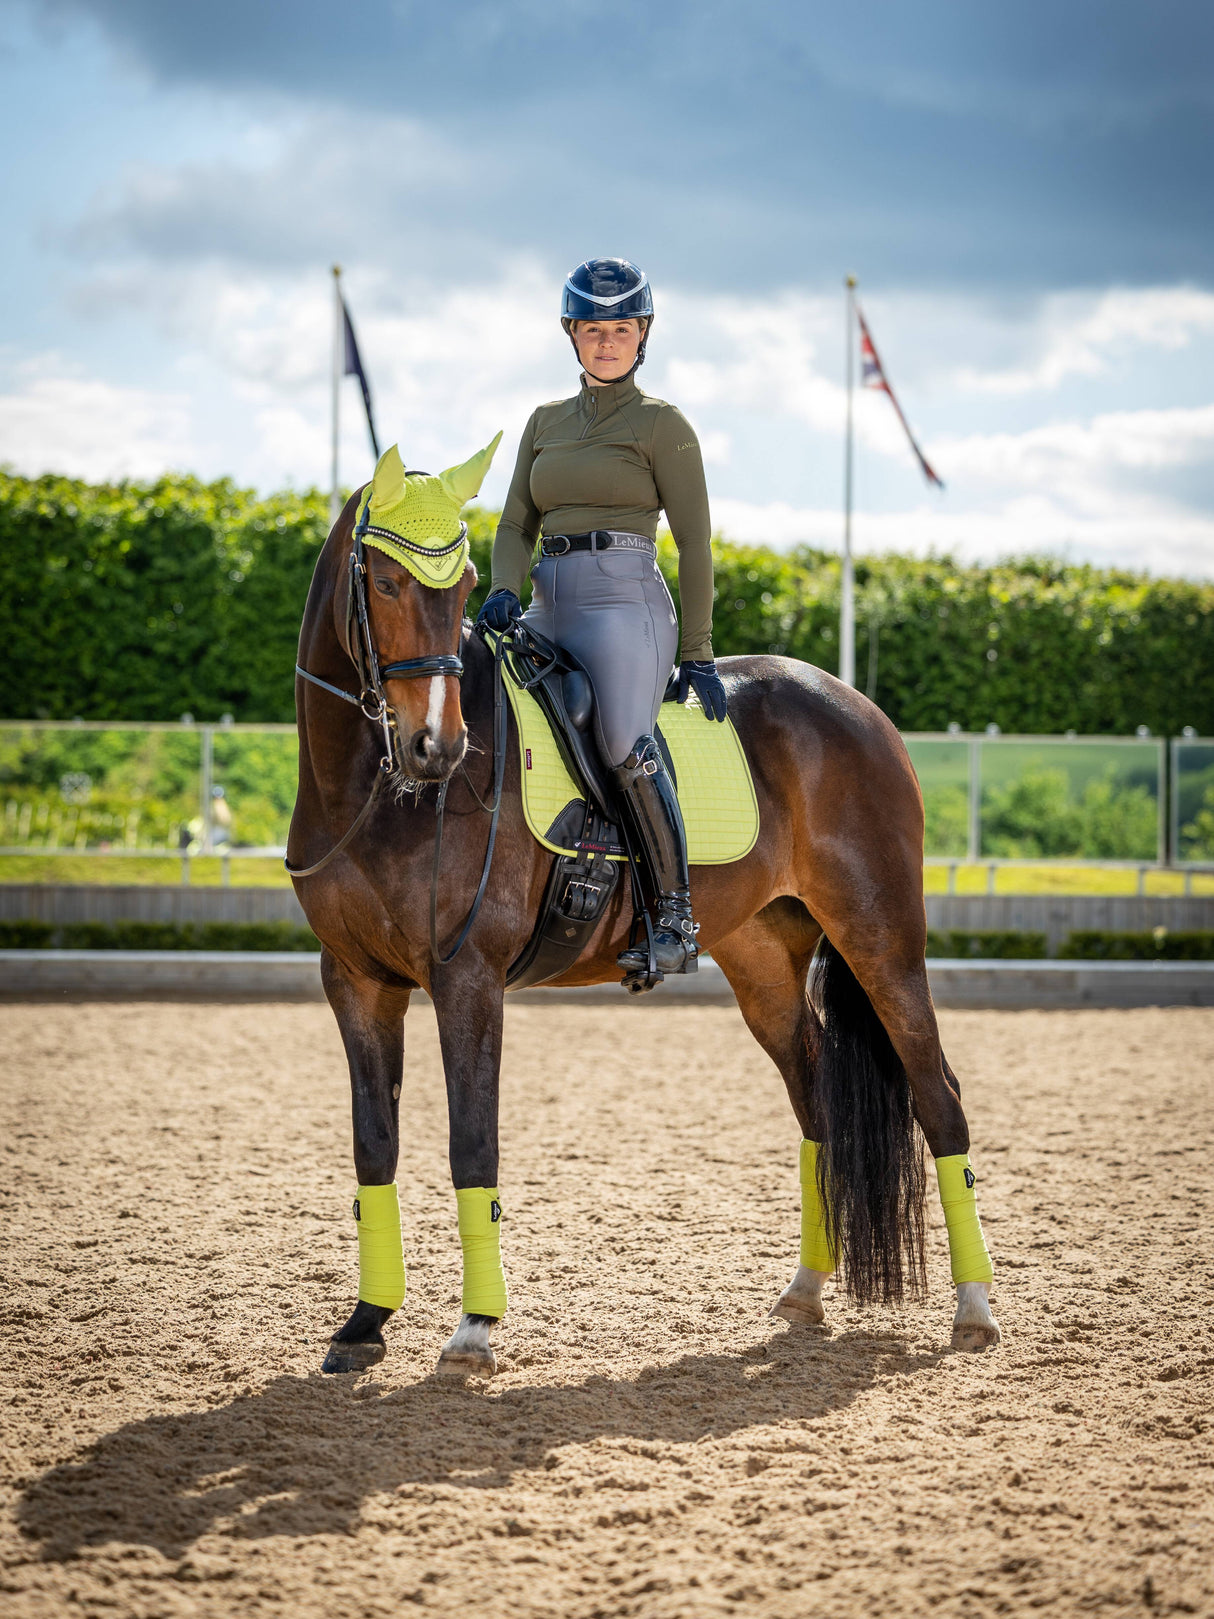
top-left (1, 1000), bottom-right (1212, 1619)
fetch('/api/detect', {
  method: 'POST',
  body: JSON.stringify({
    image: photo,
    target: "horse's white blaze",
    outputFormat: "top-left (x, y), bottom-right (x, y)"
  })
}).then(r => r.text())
top-left (425, 675), bottom-right (445, 739)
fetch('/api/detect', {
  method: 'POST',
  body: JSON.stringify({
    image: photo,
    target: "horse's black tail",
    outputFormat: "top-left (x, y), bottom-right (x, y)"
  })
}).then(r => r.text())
top-left (810, 938), bottom-right (926, 1305)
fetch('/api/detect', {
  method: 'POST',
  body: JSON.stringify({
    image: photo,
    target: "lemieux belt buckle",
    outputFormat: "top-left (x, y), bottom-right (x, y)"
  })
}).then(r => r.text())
top-left (546, 534), bottom-right (572, 556)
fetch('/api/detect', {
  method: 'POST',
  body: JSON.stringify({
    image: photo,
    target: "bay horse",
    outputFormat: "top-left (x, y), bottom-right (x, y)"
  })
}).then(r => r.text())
top-left (287, 451), bottom-right (1001, 1377)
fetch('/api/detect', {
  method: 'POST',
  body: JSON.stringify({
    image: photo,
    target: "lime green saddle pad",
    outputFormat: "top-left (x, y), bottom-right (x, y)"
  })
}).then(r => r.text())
top-left (500, 662), bottom-right (760, 865)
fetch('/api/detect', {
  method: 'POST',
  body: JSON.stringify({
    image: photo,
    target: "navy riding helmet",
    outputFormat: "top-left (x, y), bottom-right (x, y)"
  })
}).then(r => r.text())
top-left (561, 258), bottom-right (654, 377)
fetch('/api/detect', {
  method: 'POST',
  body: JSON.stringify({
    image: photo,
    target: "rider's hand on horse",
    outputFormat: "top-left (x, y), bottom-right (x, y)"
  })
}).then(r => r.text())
top-left (677, 659), bottom-right (728, 721)
top-left (476, 588), bottom-right (523, 633)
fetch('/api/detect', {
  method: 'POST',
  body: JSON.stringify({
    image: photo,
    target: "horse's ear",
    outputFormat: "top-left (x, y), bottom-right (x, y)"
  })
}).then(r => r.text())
top-left (369, 443), bottom-right (406, 511)
top-left (438, 432), bottom-right (503, 507)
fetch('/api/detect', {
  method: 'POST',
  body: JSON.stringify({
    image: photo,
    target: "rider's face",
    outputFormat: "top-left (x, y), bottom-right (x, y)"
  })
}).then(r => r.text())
top-left (572, 319), bottom-right (643, 382)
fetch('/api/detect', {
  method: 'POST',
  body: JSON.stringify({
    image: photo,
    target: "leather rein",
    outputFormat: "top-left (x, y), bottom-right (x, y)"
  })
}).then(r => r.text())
top-left (288, 510), bottom-right (507, 967)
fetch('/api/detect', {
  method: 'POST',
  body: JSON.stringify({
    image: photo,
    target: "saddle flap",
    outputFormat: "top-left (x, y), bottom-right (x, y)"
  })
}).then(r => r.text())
top-left (507, 636), bottom-right (617, 818)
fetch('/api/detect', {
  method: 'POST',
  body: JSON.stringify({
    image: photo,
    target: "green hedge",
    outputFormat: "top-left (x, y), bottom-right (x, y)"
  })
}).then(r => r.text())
top-left (2, 920), bottom-right (1210, 959)
top-left (1058, 929), bottom-right (1214, 961)
top-left (3, 470), bottom-right (1213, 733)
top-left (0, 919), bottom-right (319, 951)
top-left (925, 929), bottom-right (1048, 958)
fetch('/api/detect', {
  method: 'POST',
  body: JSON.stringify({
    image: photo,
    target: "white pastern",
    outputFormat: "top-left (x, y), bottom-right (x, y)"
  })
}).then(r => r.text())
top-left (437, 1312), bottom-right (497, 1378)
top-left (951, 1281), bottom-right (1002, 1350)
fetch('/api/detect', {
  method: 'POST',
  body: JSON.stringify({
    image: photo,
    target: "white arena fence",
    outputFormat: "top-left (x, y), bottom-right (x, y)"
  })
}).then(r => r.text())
top-left (1, 720), bottom-right (1212, 882)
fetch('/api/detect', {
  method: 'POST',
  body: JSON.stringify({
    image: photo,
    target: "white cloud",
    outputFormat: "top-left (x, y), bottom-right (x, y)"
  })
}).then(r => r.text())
top-left (698, 430), bottom-right (732, 466)
top-left (711, 493), bottom-right (1214, 579)
top-left (954, 286), bottom-right (1214, 395)
top-left (662, 292), bottom-right (844, 429)
top-left (942, 404), bottom-right (1214, 491)
top-left (0, 356), bottom-right (197, 481)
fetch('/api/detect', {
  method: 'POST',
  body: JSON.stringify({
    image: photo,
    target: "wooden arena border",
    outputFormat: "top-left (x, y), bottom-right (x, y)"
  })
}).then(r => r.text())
top-left (1, 950), bottom-right (1212, 1009)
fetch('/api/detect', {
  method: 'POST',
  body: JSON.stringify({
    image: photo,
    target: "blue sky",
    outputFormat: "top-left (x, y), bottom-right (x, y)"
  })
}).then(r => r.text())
top-left (3, 0), bottom-right (1214, 574)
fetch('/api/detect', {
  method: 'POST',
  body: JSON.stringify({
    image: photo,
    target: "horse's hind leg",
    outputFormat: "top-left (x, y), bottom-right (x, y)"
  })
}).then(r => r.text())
top-left (828, 931), bottom-right (1001, 1351)
top-left (319, 951), bottom-right (411, 1374)
top-left (711, 899), bottom-right (832, 1327)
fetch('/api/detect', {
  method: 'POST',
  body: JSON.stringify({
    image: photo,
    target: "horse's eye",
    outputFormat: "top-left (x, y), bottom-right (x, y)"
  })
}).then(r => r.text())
top-left (374, 578), bottom-right (395, 596)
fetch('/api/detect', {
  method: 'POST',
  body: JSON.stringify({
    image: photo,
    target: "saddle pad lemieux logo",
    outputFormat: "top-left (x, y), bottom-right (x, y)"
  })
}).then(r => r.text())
top-left (526, 748), bottom-right (533, 770)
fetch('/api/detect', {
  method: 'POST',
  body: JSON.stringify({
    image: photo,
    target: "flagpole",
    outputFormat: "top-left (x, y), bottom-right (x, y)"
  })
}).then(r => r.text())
top-left (840, 274), bottom-right (857, 688)
top-left (329, 264), bottom-right (342, 531)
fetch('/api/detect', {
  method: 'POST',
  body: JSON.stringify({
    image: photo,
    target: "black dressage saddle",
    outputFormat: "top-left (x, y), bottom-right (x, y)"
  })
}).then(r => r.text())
top-left (499, 626), bottom-right (677, 992)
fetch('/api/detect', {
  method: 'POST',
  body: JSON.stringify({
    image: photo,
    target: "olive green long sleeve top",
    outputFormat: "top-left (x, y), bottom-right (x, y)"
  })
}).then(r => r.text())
top-left (491, 374), bottom-right (715, 661)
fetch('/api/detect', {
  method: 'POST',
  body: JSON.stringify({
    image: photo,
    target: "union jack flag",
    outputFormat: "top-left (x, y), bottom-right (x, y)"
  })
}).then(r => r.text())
top-left (857, 306), bottom-right (943, 488)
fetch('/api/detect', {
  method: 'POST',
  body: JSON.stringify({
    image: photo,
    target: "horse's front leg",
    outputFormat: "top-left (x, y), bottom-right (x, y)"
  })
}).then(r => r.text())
top-left (319, 950), bottom-right (411, 1374)
top-left (428, 950), bottom-right (507, 1379)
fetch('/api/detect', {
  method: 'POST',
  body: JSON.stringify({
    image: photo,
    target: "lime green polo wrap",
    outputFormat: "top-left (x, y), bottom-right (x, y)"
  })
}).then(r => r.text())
top-left (354, 1182), bottom-right (407, 1310)
top-left (799, 1139), bottom-right (838, 1274)
top-left (936, 1154), bottom-right (994, 1285)
top-left (456, 1187), bottom-right (507, 1318)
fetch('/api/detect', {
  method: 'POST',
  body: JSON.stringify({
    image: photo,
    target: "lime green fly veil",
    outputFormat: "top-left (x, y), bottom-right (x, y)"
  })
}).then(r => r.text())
top-left (356, 433), bottom-right (503, 589)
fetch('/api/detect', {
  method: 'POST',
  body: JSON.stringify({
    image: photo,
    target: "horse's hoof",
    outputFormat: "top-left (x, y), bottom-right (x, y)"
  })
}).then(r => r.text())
top-left (770, 1293), bottom-right (826, 1327)
top-left (770, 1266), bottom-right (829, 1327)
top-left (321, 1336), bottom-right (386, 1374)
top-left (436, 1343), bottom-right (497, 1379)
top-left (950, 1318), bottom-right (1002, 1352)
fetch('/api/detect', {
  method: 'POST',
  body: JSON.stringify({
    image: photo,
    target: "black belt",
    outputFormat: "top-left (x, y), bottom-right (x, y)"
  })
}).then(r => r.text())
top-left (541, 530), bottom-right (655, 557)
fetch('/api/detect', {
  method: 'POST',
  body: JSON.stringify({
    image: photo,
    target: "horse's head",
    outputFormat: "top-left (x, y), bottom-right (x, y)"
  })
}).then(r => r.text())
top-left (353, 434), bottom-right (501, 782)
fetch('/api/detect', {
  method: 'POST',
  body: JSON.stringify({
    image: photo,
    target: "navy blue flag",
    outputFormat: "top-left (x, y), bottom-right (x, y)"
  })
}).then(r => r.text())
top-left (341, 298), bottom-right (380, 461)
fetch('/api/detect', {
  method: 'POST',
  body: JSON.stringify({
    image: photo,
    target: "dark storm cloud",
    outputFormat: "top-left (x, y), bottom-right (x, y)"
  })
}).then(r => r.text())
top-left (37, 0), bottom-right (1214, 289)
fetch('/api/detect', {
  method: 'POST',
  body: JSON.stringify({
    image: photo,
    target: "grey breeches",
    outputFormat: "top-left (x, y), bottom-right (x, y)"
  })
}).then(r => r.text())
top-left (522, 547), bottom-right (679, 768)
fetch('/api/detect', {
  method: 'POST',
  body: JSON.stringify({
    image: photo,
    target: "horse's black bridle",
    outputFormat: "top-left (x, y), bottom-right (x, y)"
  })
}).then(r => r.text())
top-left (288, 511), bottom-right (507, 967)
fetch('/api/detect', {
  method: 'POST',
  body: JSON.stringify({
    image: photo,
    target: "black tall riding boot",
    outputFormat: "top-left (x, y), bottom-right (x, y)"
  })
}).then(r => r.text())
top-left (613, 736), bottom-right (699, 978)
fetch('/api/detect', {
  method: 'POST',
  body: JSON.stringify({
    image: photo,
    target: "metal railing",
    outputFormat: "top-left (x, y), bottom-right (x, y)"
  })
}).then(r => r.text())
top-left (0, 719), bottom-right (295, 883)
top-left (2, 720), bottom-right (1212, 884)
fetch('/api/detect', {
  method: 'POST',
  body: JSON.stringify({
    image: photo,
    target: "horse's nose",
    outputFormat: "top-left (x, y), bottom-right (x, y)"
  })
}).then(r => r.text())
top-left (407, 725), bottom-right (466, 777)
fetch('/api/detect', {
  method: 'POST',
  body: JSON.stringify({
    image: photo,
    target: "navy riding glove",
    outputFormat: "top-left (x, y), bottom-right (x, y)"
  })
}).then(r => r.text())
top-left (476, 588), bottom-right (523, 633)
top-left (677, 659), bottom-right (728, 722)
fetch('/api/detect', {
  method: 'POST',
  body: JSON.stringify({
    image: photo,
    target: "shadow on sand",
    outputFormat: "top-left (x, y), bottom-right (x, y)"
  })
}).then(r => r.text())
top-left (19, 1326), bottom-right (944, 1560)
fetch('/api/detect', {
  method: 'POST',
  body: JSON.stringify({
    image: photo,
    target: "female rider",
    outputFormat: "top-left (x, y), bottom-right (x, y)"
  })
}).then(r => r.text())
top-left (476, 258), bottom-right (727, 979)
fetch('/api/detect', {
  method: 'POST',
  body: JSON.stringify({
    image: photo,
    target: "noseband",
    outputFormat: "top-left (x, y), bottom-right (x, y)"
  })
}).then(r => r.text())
top-left (288, 512), bottom-right (508, 968)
